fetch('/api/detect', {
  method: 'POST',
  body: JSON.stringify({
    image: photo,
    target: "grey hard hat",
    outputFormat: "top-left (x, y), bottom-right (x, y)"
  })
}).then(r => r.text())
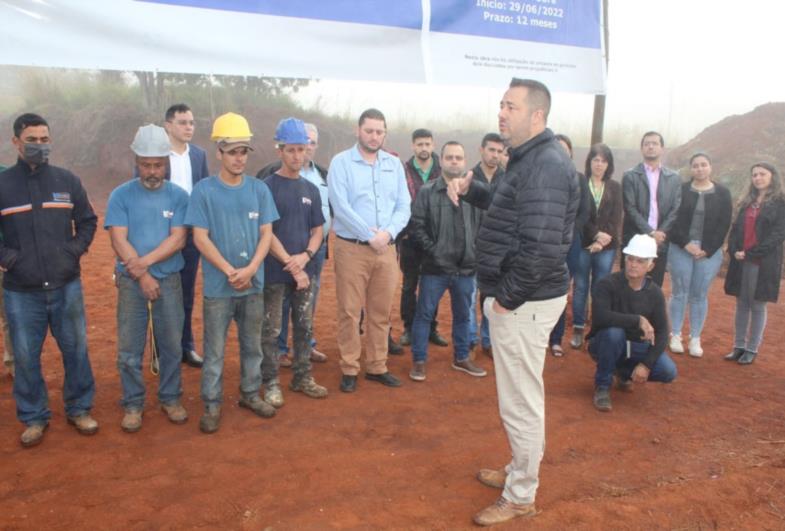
top-left (131, 124), bottom-right (171, 157)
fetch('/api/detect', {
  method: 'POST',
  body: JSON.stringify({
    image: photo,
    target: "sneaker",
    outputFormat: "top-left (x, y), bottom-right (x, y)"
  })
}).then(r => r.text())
top-left (290, 376), bottom-right (328, 398)
top-left (569, 326), bottom-right (584, 348)
top-left (593, 387), bottom-right (612, 412)
top-left (550, 344), bottom-right (564, 357)
top-left (473, 497), bottom-right (536, 526)
top-left (264, 384), bottom-right (285, 408)
top-left (399, 329), bottom-right (412, 346)
top-left (199, 408), bottom-right (221, 434)
top-left (20, 423), bottom-right (48, 448)
top-left (67, 413), bottom-right (99, 435)
top-left (476, 468), bottom-right (506, 489)
top-left (451, 359), bottom-right (487, 377)
top-left (121, 410), bottom-right (143, 433)
top-left (161, 402), bottom-right (188, 424)
top-left (688, 337), bottom-right (703, 357)
top-left (310, 348), bottom-right (328, 363)
top-left (409, 361), bottom-right (426, 382)
top-left (669, 334), bottom-right (684, 354)
top-left (278, 353), bottom-right (292, 368)
top-left (238, 395), bottom-right (277, 418)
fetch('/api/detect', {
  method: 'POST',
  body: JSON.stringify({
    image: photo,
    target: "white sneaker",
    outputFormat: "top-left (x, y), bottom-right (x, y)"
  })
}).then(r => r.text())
top-left (669, 335), bottom-right (684, 354)
top-left (688, 337), bottom-right (703, 357)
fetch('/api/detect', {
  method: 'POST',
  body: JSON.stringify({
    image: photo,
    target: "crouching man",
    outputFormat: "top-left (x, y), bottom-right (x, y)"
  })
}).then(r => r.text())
top-left (105, 124), bottom-right (190, 432)
top-left (587, 234), bottom-right (677, 412)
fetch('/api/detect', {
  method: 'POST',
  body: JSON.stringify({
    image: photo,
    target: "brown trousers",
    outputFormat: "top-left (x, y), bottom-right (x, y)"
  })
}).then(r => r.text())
top-left (333, 238), bottom-right (398, 375)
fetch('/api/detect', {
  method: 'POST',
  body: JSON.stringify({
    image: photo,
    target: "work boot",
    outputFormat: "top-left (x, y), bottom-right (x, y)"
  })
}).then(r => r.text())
top-left (473, 497), bottom-right (536, 526)
top-left (569, 326), bottom-right (584, 348)
top-left (289, 376), bottom-right (328, 399)
top-left (161, 402), bottom-right (188, 424)
top-left (121, 410), bottom-right (143, 433)
top-left (593, 387), bottom-right (612, 412)
top-left (199, 408), bottom-right (221, 434)
top-left (20, 423), bottom-right (48, 448)
top-left (476, 468), bottom-right (506, 489)
top-left (238, 395), bottom-right (277, 418)
top-left (67, 413), bottom-right (99, 435)
top-left (429, 330), bottom-right (448, 347)
top-left (264, 383), bottom-right (285, 408)
top-left (409, 361), bottom-right (426, 382)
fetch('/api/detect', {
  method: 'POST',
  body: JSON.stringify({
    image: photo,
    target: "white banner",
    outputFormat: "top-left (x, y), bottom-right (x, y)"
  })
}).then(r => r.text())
top-left (0, 0), bottom-right (605, 93)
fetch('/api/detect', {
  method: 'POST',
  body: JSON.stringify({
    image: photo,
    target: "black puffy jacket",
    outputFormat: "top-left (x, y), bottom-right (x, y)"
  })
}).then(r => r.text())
top-left (464, 129), bottom-right (580, 310)
top-left (0, 159), bottom-right (97, 292)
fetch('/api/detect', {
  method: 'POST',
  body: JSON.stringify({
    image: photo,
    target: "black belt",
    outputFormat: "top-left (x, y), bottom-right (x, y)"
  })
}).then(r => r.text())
top-left (336, 235), bottom-right (394, 246)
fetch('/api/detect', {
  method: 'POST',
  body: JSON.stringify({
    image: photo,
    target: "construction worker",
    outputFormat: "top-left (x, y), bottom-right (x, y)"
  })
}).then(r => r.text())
top-left (185, 112), bottom-right (279, 434)
top-left (105, 124), bottom-right (190, 433)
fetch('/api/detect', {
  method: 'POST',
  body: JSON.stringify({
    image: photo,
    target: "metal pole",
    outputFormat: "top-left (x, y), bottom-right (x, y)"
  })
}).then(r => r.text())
top-left (590, 0), bottom-right (610, 145)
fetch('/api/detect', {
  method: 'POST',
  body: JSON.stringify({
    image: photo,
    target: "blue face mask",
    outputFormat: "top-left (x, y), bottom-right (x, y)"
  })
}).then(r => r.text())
top-left (23, 143), bottom-right (51, 165)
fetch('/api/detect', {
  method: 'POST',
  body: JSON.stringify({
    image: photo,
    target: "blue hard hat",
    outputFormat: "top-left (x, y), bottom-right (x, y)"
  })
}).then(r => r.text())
top-left (274, 117), bottom-right (309, 145)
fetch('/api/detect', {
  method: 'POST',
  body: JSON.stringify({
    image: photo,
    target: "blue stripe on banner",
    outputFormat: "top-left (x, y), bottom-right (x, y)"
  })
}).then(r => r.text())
top-left (138, 0), bottom-right (423, 30)
top-left (430, 0), bottom-right (601, 49)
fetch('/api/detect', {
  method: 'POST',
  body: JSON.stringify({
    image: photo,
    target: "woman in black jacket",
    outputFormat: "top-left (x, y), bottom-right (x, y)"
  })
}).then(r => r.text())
top-left (666, 153), bottom-right (732, 357)
top-left (724, 162), bottom-right (785, 364)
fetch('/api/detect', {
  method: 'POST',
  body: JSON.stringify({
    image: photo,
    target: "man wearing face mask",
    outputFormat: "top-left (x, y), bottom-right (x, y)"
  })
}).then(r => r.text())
top-left (105, 125), bottom-right (190, 433)
top-left (0, 113), bottom-right (98, 448)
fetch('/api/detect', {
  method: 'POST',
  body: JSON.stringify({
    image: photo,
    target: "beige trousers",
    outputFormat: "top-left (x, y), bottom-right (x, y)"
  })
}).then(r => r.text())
top-left (484, 294), bottom-right (566, 505)
top-left (333, 238), bottom-right (398, 376)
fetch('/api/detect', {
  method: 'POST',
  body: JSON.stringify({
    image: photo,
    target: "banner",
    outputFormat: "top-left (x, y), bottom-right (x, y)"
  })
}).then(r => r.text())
top-left (0, 0), bottom-right (605, 93)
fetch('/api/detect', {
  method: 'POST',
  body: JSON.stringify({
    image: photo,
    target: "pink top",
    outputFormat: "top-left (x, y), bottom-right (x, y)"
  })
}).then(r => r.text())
top-left (644, 163), bottom-right (661, 230)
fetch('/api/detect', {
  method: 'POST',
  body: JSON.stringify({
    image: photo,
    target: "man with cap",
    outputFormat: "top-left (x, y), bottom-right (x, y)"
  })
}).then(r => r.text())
top-left (587, 233), bottom-right (678, 412)
top-left (0, 113), bottom-right (98, 447)
top-left (105, 124), bottom-right (190, 432)
top-left (260, 118), bottom-right (328, 407)
top-left (185, 112), bottom-right (280, 434)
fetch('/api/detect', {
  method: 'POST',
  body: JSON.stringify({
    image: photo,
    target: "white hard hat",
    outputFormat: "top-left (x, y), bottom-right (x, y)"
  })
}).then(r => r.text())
top-left (131, 124), bottom-right (171, 157)
top-left (623, 234), bottom-right (658, 259)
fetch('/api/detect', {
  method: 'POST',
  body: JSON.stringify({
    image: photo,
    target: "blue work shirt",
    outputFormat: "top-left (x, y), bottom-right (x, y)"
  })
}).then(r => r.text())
top-left (104, 179), bottom-right (188, 279)
top-left (327, 145), bottom-right (410, 241)
top-left (301, 161), bottom-right (331, 239)
top-left (263, 173), bottom-right (325, 285)
top-left (185, 175), bottom-right (279, 298)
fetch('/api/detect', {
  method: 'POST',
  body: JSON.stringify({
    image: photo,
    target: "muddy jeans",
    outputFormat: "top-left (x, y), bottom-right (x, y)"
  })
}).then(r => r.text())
top-left (261, 280), bottom-right (316, 386)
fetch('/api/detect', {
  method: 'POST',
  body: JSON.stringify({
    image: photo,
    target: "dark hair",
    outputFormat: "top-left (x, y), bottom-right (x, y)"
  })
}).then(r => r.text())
top-left (641, 131), bottom-right (664, 148)
top-left (509, 78), bottom-right (551, 120)
top-left (13, 113), bottom-right (48, 137)
top-left (554, 133), bottom-right (573, 157)
top-left (440, 140), bottom-right (464, 156)
top-left (689, 152), bottom-right (711, 165)
top-left (738, 162), bottom-right (784, 210)
top-left (358, 108), bottom-right (386, 128)
top-left (411, 128), bottom-right (432, 142)
top-left (165, 103), bottom-right (192, 122)
top-left (481, 132), bottom-right (504, 148)
top-left (584, 143), bottom-right (615, 181)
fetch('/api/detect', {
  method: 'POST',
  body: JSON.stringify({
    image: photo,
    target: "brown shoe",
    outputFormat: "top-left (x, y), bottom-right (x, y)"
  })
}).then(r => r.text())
top-left (238, 395), bottom-right (277, 418)
top-left (67, 413), bottom-right (99, 435)
top-left (473, 497), bottom-right (536, 526)
top-left (161, 402), bottom-right (188, 424)
top-left (451, 359), bottom-right (487, 377)
top-left (278, 353), bottom-right (292, 368)
top-left (476, 468), bottom-right (506, 489)
top-left (289, 376), bottom-right (328, 399)
top-left (310, 348), bottom-right (328, 363)
top-left (121, 410), bottom-right (143, 433)
top-left (20, 423), bottom-right (48, 448)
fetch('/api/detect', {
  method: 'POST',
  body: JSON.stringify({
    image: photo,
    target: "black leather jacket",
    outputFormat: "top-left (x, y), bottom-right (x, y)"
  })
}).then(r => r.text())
top-left (621, 163), bottom-right (682, 246)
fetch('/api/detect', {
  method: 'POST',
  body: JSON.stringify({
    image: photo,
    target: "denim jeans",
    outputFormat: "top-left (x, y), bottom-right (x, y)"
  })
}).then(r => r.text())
top-left (572, 247), bottom-right (616, 328)
top-left (667, 242), bottom-right (723, 338)
top-left (262, 280), bottom-right (315, 385)
top-left (116, 273), bottom-right (184, 411)
top-left (4, 279), bottom-right (95, 425)
top-left (468, 282), bottom-right (491, 349)
top-left (589, 327), bottom-right (677, 389)
top-left (733, 262), bottom-right (768, 353)
top-left (180, 236), bottom-right (200, 352)
top-left (411, 274), bottom-right (475, 363)
top-left (277, 243), bottom-right (325, 353)
top-left (201, 292), bottom-right (264, 411)
top-left (550, 231), bottom-right (583, 345)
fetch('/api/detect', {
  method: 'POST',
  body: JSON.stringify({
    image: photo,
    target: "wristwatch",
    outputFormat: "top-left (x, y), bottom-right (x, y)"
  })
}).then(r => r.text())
top-left (304, 249), bottom-right (314, 259)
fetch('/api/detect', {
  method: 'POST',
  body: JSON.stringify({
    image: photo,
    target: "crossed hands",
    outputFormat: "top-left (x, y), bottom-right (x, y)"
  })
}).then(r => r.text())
top-left (226, 266), bottom-right (255, 292)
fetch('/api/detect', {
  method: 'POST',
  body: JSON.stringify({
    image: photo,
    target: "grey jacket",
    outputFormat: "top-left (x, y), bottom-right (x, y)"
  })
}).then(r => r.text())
top-left (621, 162), bottom-right (682, 246)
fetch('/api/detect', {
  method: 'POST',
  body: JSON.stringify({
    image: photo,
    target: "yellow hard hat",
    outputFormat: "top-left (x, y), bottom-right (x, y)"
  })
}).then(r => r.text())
top-left (210, 112), bottom-right (253, 142)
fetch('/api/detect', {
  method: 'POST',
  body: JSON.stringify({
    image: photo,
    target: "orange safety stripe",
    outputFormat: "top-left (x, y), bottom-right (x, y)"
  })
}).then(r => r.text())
top-left (41, 202), bottom-right (74, 209)
top-left (0, 204), bottom-right (33, 216)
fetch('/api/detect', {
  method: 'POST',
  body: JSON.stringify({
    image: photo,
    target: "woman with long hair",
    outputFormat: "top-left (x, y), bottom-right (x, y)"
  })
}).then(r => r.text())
top-left (667, 153), bottom-right (732, 357)
top-left (724, 162), bottom-right (785, 364)
top-left (568, 143), bottom-right (622, 349)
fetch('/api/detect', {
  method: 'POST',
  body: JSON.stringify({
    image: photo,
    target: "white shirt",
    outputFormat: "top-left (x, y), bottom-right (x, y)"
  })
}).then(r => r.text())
top-left (169, 144), bottom-right (193, 194)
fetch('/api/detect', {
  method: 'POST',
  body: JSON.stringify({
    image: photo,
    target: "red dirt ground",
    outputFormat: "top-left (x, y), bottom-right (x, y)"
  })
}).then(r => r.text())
top-left (1, 215), bottom-right (784, 530)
